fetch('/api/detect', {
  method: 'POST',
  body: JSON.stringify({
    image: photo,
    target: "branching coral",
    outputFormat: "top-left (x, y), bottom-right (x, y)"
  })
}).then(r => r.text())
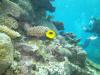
top-left (0, 26), bottom-right (21, 39)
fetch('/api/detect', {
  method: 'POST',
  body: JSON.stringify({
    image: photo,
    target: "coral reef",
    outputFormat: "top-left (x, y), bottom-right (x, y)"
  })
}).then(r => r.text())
top-left (0, 0), bottom-right (26, 17)
top-left (0, 15), bottom-right (18, 29)
top-left (9, 0), bottom-right (55, 23)
top-left (37, 20), bottom-right (58, 33)
top-left (0, 26), bottom-right (21, 39)
top-left (26, 26), bottom-right (50, 38)
top-left (31, 0), bottom-right (55, 12)
top-left (0, 33), bottom-right (13, 75)
top-left (52, 21), bottom-right (64, 31)
top-left (0, 0), bottom-right (99, 75)
top-left (10, 35), bottom-right (97, 75)
top-left (61, 32), bottom-right (81, 45)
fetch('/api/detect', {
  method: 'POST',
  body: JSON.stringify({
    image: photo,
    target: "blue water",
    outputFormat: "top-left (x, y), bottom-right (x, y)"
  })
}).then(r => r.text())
top-left (51, 0), bottom-right (100, 64)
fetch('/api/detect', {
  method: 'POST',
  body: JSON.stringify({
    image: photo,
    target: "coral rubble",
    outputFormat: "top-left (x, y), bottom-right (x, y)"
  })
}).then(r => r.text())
top-left (0, 0), bottom-right (99, 75)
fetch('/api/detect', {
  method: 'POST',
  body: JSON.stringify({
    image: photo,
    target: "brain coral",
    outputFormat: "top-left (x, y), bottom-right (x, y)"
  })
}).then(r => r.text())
top-left (0, 16), bottom-right (18, 29)
top-left (27, 26), bottom-right (50, 37)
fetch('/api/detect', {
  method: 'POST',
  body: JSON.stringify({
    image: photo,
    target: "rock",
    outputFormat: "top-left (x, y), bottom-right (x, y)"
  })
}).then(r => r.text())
top-left (86, 59), bottom-right (100, 71)
top-left (0, 33), bottom-right (13, 75)
top-left (77, 49), bottom-right (87, 67)
top-left (68, 46), bottom-right (87, 67)
top-left (14, 42), bottom-right (39, 54)
top-left (58, 47), bottom-right (72, 59)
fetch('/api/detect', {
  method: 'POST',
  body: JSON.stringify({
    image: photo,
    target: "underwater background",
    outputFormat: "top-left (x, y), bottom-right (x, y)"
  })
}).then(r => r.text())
top-left (0, 0), bottom-right (100, 75)
top-left (51, 0), bottom-right (100, 64)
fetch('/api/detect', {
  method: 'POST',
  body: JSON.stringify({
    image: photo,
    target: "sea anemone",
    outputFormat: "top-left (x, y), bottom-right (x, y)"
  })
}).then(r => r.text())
top-left (46, 30), bottom-right (56, 39)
